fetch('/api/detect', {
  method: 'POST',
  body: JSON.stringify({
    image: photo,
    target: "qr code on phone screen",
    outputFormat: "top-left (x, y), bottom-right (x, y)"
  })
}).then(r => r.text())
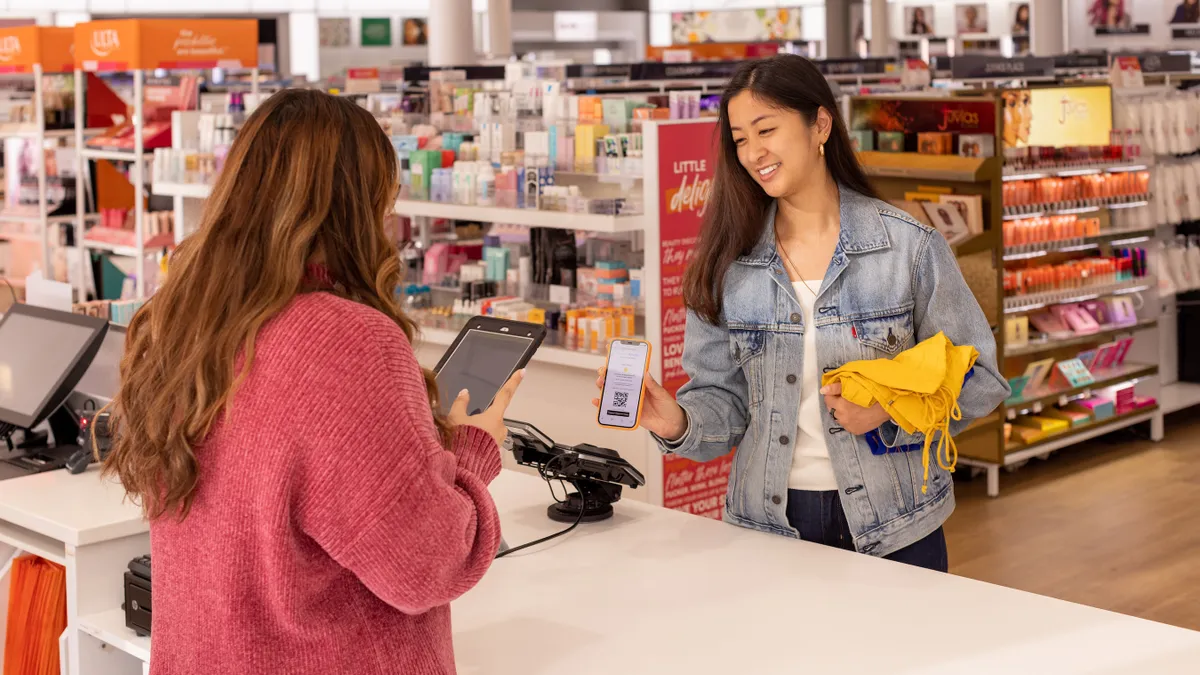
top-left (613, 391), bottom-right (629, 408)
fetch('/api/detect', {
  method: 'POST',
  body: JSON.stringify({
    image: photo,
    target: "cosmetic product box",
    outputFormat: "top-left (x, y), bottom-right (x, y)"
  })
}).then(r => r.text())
top-left (849, 130), bottom-right (874, 152)
top-left (877, 131), bottom-right (905, 153)
top-left (1073, 397), bottom-right (1114, 421)
top-left (1041, 408), bottom-right (1092, 427)
top-left (917, 132), bottom-right (953, 155)
top-left (958, 133), bottom-right (995, 158)
top-left (1012, 416), bottom-right (1071, 435)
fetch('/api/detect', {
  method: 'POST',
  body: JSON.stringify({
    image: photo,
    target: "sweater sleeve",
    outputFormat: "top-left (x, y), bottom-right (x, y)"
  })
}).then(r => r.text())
top-left (295, 306), bottom-right (502, 616)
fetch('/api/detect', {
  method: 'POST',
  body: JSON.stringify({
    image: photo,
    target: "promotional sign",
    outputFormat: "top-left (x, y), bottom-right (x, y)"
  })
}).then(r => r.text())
top-left (646, 42), bottom-right (780, 62)
top-left (656, 120), bottom-right (731, 520)
top-left (0, 26), bottom-right (74, 74)
top-left (950, 55), bottom-right (1055, 80)
top-left (360, 18), bottom-right (391, 47)
top-left (75, 19), bottom-right (258, 72)
top-left (1001, 85), bottom-right (1114, 148)
top-left (671, 8), bottom-right (802, 45)
top-left (1171, 0), bottom-right (1200, 38)
top-left (1088, 0), bottom-right (1149, 35)
top-left (851, 98), bottom-right (997, 136)
top-left (1136, 52), bottom-right (1197, 74)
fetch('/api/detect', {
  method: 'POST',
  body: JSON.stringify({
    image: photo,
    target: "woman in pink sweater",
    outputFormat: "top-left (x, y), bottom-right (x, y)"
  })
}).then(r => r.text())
top-left (102, 89), bottom-right (518, 674)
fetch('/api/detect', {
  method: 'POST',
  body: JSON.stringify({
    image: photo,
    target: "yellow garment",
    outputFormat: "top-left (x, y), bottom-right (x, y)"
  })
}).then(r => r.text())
top-left (821, 332), bottom-right (979, 495)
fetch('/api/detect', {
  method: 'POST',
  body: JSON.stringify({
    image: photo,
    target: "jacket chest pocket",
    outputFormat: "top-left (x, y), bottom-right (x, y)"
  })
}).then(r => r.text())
top-left (852, 310), bottom-right (915, 360)
top-left (730, 329), bottom-right (766, 407)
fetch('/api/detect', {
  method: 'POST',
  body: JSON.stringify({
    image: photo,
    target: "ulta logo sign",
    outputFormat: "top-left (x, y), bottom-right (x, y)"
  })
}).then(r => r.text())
top-left (0, 36), bottom-right (20, 63)
top-left (668, 159), bottom-right (712, 218)
top-left (91, 29), bottom-right (120, 58)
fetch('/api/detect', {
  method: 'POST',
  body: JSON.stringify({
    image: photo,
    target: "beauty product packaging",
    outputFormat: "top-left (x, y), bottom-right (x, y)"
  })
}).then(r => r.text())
top-left (849, 130), bottom-right (874, 152)
top-left (878, 131), bottom-right (905, 152)
top-left (917, 132), bottom-right (953, 155)
top-left (958, 133), bottom-right (995, 158)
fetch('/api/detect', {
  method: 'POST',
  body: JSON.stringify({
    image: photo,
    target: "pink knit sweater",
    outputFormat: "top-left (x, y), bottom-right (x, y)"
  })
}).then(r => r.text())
top-left (149, 292), bottom-right (502, 675)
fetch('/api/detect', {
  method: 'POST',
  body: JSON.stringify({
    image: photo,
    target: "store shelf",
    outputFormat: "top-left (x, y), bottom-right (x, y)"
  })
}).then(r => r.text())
top-left (0, 519), bottom-right (65, 566)
top-left (83, 234), bottom-right (174, 257)
top-left (1005, 319), bottom-right (1158, 358)
top-left (1159, 382), bottom-right (1200, 415)
top-left (1003, 228), bottom-right (1156, 261)
top-left (0, 125), bottom-right (107, 139)
top-left (1002, 161), bottom-right (1151, 182)
top-left (78, 609), bottom-right (151, 663)
top-left (81, 148), bottom-right (154, 162)
top-left (554, 171), bottom-right (643, 185)
top-left (1005, 362), bottom-right (1158, 412)
top-left (1004, 407), bottom-right (1159, 459)
top-left (418, 325), bottom-right (607, 371)
top-left (1002, 195), bottom-right (1152, 220)
top-left (153, 181), bottom-right (213, 199)
top-left (1003, 280), bottom-right (1152, 314)
top-left (394, 199), bottom-right (645, 233)
top-left (857, 152), bottom-right (998, 182)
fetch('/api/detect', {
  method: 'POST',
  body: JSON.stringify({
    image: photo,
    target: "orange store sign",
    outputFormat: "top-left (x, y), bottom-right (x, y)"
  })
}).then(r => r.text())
top-left (75, 19), bottom-right (258, 72)
top-left (0, 26), bottom-right (74, 74)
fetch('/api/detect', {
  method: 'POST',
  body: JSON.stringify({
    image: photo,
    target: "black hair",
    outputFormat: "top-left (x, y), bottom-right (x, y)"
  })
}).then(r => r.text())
top-left (683, 54), bottom-right (879, 325)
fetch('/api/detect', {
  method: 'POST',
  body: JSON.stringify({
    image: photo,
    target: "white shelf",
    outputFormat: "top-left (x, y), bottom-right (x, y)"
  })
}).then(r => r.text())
top-left (78, 609), bottom-right (151, 663)
top-left (419, 326), bottom-right (607, 371)
top-left (1003, 280), bottom-right (1153, 314)
top-left (394, 199), bottom-right (645, 233)
top-left (153, 182), bottom-right (212, 199)
top-left (81, 148), bottom-right (153, 162)
top-left (0, 519), bottom-right (66, 566)
top-left (83, 240), bottom-right (142, 257)
top-left (1002, 161), bottom-right (1152, 181)
top-left (1160, 382), bottom-right (1200, 415)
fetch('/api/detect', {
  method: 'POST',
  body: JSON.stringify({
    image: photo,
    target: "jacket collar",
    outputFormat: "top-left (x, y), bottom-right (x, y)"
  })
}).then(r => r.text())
top-left (736, 187), bottom-right (891, 266)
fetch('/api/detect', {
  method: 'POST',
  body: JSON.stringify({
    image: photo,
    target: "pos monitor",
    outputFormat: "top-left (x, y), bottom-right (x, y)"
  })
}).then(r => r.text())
top-left (0, 304), bottom-right (109, 439)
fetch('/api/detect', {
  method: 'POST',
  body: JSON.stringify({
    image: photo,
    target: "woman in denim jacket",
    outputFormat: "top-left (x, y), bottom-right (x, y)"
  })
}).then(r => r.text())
top-left (598, 55), bottom-right (1009, 571)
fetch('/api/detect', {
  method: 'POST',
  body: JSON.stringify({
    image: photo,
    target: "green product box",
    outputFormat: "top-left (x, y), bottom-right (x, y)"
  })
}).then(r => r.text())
top-left (849, 130), bottom-right (875, 152)
top-left (409, 149), bottom-right (443, 200)
top-left (877, 131), bottom-right (905, 153)
top-left (602, 99), bottom-right (635, 133)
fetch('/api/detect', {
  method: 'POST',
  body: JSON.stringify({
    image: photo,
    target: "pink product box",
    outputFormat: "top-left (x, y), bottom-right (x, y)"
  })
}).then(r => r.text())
top-left (1076, 396), bottom-right (1114, 420)
top-left (1050, 304), bottom-right (1101, 335)
top-left (1131, 396), bottom-right (1157, 410)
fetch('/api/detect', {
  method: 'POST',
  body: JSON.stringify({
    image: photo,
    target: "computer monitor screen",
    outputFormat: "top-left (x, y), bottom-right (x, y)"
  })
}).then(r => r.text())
top-left (0, 306), bottom-right (108, 430)
top-left (73, 325), bottom-right (126, 403)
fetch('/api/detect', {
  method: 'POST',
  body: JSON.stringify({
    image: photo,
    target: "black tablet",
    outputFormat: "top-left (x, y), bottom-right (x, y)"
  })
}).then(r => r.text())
top-left (432, 316), bottom-right (547, 415)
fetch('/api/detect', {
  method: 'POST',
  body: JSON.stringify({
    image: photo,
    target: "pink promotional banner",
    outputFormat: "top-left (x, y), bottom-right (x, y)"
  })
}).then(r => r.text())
top-left (656, 120), bottom-right (734, 519)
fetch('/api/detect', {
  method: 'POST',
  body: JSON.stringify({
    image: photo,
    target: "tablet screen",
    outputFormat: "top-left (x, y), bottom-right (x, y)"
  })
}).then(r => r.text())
top-left (435, 329), bottom-right (534, 415)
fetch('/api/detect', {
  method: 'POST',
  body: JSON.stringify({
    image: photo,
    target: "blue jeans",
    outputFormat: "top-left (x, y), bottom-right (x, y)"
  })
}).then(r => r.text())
top-left (785, 490), bottom-right (949, 572)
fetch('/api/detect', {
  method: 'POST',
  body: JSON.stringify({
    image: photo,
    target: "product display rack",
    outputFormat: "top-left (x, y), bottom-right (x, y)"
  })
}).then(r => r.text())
top-left (71, 18), bottom-right (259, 299)
top-left (0, 26), bottom-right (98, 293)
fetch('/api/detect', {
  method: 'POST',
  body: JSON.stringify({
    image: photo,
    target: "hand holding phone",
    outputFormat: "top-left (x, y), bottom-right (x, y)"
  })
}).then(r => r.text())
top-left (592, 340), bottom-right (687, 439)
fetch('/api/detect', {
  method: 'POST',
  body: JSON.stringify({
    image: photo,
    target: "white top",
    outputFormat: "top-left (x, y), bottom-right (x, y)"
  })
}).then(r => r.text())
top-left (452, 471), bottom-right (1200, 674)
top-left (788, 280), bottom-right (838, 491)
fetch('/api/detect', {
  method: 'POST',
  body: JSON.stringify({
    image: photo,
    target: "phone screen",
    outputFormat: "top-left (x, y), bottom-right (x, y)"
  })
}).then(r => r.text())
top-left (598, 340), bottom-right (650, 429)
top-left (436, 329), bottom-right (533, 415)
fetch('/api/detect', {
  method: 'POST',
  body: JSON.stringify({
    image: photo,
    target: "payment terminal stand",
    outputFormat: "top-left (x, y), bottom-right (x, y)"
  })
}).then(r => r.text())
top-left (503, 420), bottom-right (646, 523)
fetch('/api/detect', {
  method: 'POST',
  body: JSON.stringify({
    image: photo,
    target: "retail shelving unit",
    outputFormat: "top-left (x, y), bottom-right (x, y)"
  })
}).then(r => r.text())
top-left (72, 18), bottom-right (258, 299)
top-left (0, 26), bottom-right (96, 290)
top-left (849, 89), bottom-right (1164, 497)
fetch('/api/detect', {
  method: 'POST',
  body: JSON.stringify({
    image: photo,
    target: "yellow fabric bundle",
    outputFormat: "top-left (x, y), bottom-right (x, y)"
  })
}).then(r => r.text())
top-left (821, 332), bottom-right (979, 495)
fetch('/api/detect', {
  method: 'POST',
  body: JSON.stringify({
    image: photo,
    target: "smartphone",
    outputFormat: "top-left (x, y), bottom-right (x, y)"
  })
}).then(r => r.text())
top-left (597, 339), bottom-right (652, 430)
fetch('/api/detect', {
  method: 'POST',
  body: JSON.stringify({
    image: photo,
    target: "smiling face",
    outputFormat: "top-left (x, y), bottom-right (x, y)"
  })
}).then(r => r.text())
top-left (727, 91), bottom-right (828, 199)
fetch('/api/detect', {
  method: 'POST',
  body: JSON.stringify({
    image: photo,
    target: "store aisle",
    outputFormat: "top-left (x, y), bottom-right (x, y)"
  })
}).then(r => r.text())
top-left (946, 415), bottom-right (1200, 632)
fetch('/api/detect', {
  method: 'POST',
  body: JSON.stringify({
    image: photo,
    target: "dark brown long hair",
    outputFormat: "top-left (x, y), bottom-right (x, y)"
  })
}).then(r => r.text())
top-left (682, 55), bottom-right (879, 325)
top-left (103, 89), bottom-right (451, 520)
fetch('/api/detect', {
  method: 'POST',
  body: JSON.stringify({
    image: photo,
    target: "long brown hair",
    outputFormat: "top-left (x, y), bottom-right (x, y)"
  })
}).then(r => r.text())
top-left (103, 89), bottom-right (450, 520)
top-left (682, 55), bottom-right (878, 325)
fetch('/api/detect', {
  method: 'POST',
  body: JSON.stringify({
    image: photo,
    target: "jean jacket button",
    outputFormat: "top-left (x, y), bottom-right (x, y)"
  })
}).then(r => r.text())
top-left (779, 435), bottom-right (790, 445)
top-left (771, 495), bottom-right (782, 505)
top-left (790, 312), bottom-right (802, 323)
top-left (786, 374), bottom-right (797, 384)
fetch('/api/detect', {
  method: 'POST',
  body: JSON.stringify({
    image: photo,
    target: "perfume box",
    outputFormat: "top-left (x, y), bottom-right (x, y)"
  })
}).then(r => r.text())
top-left (917, 132), bottom-right (953, 155)
top-left (958, 133), bottom-right (995, 158)
top-left (850, 130), bottom-right (875, 152)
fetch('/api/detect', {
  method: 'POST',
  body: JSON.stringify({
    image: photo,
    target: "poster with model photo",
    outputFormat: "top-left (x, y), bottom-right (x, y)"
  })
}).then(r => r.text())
top-left (1170, 0), bottom-right (1200, 24)
top-left (1088, 0), bottom-right (1149, 35)
top-left (401, 18), bottom-right (427, 46)
top-left (906, 6), bottom-right (935, 35)
top-left (956, 4), bottom-right (989, 35)
top-left (1011, 2), bottom-right (1031, 35)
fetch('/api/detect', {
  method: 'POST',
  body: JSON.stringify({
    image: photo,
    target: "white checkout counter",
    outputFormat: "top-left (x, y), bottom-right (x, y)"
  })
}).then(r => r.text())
top-left (1, 469), bottom-right (1198, 675)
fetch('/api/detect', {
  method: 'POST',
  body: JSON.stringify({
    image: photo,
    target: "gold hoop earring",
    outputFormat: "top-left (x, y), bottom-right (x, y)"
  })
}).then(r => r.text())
top-left (819, 143), bottom-right (826, 157)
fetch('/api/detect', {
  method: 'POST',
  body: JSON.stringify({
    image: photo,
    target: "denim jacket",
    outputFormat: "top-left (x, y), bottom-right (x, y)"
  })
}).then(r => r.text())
top-left (659, 188), bottom-right (1009, 557)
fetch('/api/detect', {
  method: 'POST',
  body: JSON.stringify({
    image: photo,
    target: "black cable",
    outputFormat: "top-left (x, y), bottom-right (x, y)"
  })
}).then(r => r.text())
top-left (496, 454), bottom-right (586, 558)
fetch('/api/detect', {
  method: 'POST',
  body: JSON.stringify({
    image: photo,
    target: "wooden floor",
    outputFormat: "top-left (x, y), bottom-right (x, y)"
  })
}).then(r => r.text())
top-left (945, 412), bottom-right (1200, 631)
